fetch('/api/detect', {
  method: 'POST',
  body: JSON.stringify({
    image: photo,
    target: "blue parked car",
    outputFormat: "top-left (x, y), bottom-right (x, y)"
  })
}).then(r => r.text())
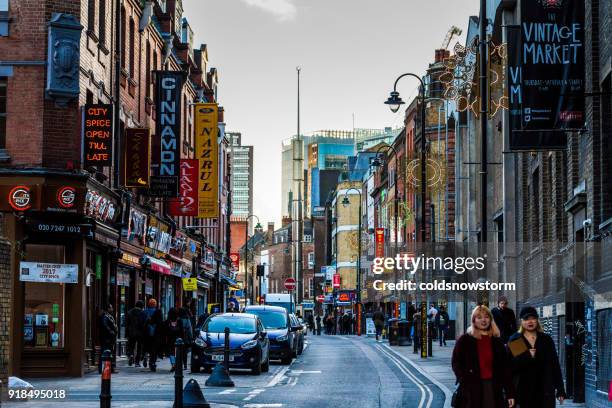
top-left (191, 313), bottom-right (270, 375)
top-left (244, 305), bottom-right (296, 365)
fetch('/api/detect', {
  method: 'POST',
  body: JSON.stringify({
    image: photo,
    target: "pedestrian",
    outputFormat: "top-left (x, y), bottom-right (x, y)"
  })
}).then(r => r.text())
top-left (144, 298), bottom-right (164, 372)
top-left (315, 314), bottom-right (321, 335)
top-left (227, 301), bottom-right (238, 313)
top-left (507, 306), bottom-right (565, 408)
top-left (179, 307), bottom-right (194, 370)
top-left (307, 313), bottom-right (315, 335)
top-left (435, 305), bottom-right (450, 346)
top-left (98, 304), bottom-right (118, 374)
top-left (413, 309), bottom-right (422, 351)
top-left (451, 305), bottom-right (515, 408)
top-left (428, 303), bottom-right (438, 340)
top-left (126, 300), bottom-right (146, 367)
top-left (165, 307), bottom-right (183, 372)
top-left (342, 312), bottom-right (351, 335)
top-left (373, 307), bottom-right (385, 342)
top-left (491, 296), bottom-right (517, 344)
top-left (407, 302), bottom-right (416, 346)
top-left (196, 310), bottom-right (209, 330)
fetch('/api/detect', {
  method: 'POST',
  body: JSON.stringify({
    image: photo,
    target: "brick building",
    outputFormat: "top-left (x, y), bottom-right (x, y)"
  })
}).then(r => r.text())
top-left (0, 0), bottom-right (234, 377)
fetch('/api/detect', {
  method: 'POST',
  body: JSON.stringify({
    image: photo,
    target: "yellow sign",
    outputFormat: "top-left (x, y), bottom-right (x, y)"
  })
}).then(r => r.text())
top-left (194, 103), bottom-right (219, 218)
top-left (182, 277), bottom-right (197, 291)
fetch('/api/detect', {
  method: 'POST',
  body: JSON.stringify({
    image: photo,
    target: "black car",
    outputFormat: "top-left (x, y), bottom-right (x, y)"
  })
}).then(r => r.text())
top-left (244, 305), bottom-right (296, 364)
top-left (289, 313), bottom-right (305, 356)
top-left (191, 313), bottom-right (270, 375)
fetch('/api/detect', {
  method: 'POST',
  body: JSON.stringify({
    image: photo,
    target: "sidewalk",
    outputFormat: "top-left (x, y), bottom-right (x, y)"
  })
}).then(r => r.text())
top-left (386, 339), bottom-right (586, 408)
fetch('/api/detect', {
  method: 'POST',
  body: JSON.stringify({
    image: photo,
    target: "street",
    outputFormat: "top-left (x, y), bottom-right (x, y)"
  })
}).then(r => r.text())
top-left (5, 335), bottom-right (444, 408)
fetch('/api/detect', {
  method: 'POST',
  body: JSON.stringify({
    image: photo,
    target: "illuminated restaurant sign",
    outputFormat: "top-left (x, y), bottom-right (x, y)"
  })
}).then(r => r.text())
top-left (83, 104), bottom-right (113, 167)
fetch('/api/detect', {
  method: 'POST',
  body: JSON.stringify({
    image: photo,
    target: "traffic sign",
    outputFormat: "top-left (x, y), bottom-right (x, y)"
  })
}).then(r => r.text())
top-left (316, 295), bottom-right (325, 303)
top-left (284, 277), bottom-right (296, 291)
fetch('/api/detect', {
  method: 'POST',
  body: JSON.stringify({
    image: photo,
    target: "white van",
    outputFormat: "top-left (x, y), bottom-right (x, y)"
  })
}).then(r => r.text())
top-left (264, 293), bottom-right (294, 313)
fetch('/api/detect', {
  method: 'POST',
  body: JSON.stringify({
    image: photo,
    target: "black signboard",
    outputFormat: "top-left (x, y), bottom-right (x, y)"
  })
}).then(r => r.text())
top-left (509, 0), bottom-right (585, 150)
top-left (145, 176), bottom-right (179, 198)
top-left (26, 220), bottom-right (94, 237)
top-left (155, 71), bottom-right (185, 195)
top-left (83, 104), bottom-right (113, 166)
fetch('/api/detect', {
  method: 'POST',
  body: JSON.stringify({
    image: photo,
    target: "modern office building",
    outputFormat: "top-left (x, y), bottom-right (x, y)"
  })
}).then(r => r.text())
top-left (228, 132), bottom-right (254, 229)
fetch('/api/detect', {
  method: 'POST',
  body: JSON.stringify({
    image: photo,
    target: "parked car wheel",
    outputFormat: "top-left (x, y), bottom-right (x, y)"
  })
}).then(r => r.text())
top-left (281, 355), bottom-right (292, 365)
top-left (262, 356), bottom-right (270, 372)
top-left (252, 356), bottom-right (262, 375)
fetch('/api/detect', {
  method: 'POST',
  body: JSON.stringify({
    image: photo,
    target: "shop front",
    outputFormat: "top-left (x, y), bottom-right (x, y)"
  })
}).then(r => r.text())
top-left (0, 172), bottom-right (123, 377)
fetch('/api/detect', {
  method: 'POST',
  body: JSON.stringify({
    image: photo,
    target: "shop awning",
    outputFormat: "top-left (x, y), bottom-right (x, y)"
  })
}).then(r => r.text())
top-left (144, 256), bottom-right (171, 275)
top-left (220, 276), bottom-right (237, 287)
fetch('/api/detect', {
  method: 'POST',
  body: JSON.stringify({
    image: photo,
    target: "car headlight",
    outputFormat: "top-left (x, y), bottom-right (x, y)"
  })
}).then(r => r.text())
top-left (241, 340), bottom-right (258, 350)
top-left (276, 334), bottom-right (288, 342)
top-left (194, 338), bottom-right (206, 348)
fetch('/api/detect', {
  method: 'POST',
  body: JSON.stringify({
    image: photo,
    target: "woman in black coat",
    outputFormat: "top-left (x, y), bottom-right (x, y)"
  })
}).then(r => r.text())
top-left (508, 307), bottom-right (566, 408)
top-left (451, 305), bottom-right (515, 408)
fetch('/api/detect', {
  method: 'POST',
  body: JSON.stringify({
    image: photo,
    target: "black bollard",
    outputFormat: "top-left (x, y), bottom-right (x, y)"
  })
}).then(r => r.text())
top-left (204, 327), bottom-right (234, 387)
top-left (174, 338), bottom-right (184, 408)
top-left (428, 323), bottom-right (433, 357)
top-left (99, 349), bottom-right (112, 408)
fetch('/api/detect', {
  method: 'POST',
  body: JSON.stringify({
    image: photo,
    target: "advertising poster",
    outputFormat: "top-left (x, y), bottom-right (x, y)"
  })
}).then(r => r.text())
top-left (19, 262), bottom-right (78, 284)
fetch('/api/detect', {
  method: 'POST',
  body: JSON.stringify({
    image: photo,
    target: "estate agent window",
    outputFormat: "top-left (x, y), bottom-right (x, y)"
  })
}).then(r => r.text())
top-left (23, 244), bottom-right (67, 349)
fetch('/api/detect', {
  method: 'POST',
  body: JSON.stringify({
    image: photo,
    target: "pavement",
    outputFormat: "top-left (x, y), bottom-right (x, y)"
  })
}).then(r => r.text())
top-left (1, 334), bottom-right (585, 408)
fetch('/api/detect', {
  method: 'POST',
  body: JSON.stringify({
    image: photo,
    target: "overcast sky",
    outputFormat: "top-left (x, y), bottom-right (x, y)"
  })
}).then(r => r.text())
top-left (183, 0), bottom-right (478, 227)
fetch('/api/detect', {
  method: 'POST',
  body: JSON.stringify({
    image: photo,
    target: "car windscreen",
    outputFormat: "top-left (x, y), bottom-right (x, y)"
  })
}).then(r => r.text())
top-left (246, 310), bottom-right (287, 329)
top-left (204, 316), bottom-right (257, 334)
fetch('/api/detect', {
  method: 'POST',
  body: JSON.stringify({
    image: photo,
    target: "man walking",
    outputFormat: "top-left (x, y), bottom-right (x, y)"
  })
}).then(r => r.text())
top-left (435, 305), bottom-right (450, 346)
top-left (491, 295), bottom-right (517, 343)
top-left (98, 304), bottom-right (118, 373)
top-left (373, 307), bottom-right (385, 342)
top-left (126, 300), bottom-right (146, 367)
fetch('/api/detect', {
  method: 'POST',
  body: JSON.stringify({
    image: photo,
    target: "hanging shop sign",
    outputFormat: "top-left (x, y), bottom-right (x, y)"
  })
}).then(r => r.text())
top-left (19, 262), bottom-right (78, 284)
top-left (229, 253), bottom-right (240, 271)
top-left (169, 159), bottom-right (199, 216)
top-left (194, 103), bottom-right (219, 218)
top-left (333, 273), bottom-right (341, 289)
top-left (84, 189), bottom-right (118, 223)
top-left (83, 104), bottom-right (113, 166)
top-left (124, 128), bottom-right (151, 188)
top-left (375, 228), bottom-right (385, 258)
top-left (145, 216), bottom-right (172, 256)
top-left (124, 207), bottom-right (147, 244)
top-left (145, 175), bottom-right (179, 198)
top-left (336, 291), bottom-right (354, 306)
top-left (508, 0), bottom-right (585, 150)
top-left (155, 70), bottom-right (185, 195)
top-left (120, 252), bottom-right (141, 268)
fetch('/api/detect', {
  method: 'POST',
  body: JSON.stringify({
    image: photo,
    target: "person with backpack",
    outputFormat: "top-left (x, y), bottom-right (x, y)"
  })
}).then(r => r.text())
top-left (98, 304), bottom-right (118, 374)
top-left (179, 307), bottom-right (194, 370)
top-left (436, 305), bottom-right (450, 346)
top-left (164, 308), bottom-right (183, 372)
top-left (144, 298), bottom-right (164, 372)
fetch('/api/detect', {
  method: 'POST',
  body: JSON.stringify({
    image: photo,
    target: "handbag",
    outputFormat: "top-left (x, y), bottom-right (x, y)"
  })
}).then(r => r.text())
top-left (451, 382), bottom-right (463, 407)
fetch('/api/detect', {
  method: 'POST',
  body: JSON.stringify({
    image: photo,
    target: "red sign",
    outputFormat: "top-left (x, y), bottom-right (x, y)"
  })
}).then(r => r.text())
top-left (229, 252), bottom-right (240, 270)
top-left (124, 128), bottom-right (151, 188)
top-left (333, 274), bottom-right (341, 289)
top-left (8, 185), bottom-right (32, 211)
top-left (338, 292), bottom-right (350, 302)
top-left (169, 159), bottom-right (199, 216)
top-left (284, 278), bottom-right (296, 291)
top-left (316, 295), bottom-right (325, 303)
top-left (56, 186), bottom-right (77, 209)
top-left (375, 228), bottom-right (385, 258)
top-left (83, 104), bottom-right (113, 166)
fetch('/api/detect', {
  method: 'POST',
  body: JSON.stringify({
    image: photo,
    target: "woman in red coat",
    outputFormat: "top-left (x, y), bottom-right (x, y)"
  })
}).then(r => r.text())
top-left (451, 305), bottom-right (515, 408)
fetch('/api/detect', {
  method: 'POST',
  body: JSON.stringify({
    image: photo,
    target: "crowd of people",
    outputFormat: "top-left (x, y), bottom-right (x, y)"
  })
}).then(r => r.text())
top-left (98, 298), bottom-right (199, 373)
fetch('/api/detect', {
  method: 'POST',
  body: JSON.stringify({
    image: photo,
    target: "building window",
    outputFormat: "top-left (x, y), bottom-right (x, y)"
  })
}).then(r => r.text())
top-left (307, 252), bottom-right (314, 269)
top-left (145, 41), bottom-right (151, 98)
top-left (128, 18), bottom-right (135, 77)
top-left (23, 244), bottom-right (66, 349)
top-left (120, 7), bottom-right (126, 69)
top-left (0, 0), bottom-right (10, 36)
top-left (87, 0), bottom-right (95, 32)
top-left (596, 309), bottom-right (612, 392)
top-left (0, 77), bottom-right (6, 148)
top-left (98, 0), bottom-right (106, 46)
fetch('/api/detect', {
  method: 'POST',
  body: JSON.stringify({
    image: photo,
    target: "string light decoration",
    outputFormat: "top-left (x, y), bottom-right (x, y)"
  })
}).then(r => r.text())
top-left (439, 37), bottom-right (508, 119)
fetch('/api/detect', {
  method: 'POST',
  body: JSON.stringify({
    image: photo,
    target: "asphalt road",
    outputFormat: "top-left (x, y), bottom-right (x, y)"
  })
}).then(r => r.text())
top-left (4, 335), bottom-right (445, 408)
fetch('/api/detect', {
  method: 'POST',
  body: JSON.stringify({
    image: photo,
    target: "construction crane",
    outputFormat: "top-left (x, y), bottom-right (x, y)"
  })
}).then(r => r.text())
top-left (441, 26), bottom-right (463, 50)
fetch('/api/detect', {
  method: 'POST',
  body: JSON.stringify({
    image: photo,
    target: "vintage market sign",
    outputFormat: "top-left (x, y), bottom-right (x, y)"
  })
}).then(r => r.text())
top-left (19, 262), bottom-right (78, 283)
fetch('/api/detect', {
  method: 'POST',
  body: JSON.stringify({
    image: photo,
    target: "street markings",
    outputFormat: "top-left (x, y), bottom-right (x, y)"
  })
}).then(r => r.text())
top-left (243, 388), bottom-right (266, 401)
top-left (219, 389), bottom-right (237, 394)
top-left (375, 344), bottom-right (433, 408)
top-left (243, 404), bottom-right (283, 407)
top-left (265, 365), bottom-right (291, 387)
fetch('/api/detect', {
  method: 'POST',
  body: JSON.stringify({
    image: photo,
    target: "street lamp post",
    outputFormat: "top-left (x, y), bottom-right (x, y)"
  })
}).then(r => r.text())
top-left (370, 144), bottom-right (400, 317)
top-left (342, 188), bottom-right (362, 336)
top-left (384, 72), bottom-right (429, 358)
top-left (244, 214), bottom-right (261, 308)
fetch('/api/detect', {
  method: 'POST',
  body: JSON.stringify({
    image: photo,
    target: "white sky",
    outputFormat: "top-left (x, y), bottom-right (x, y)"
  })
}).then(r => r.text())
top-left (183, 0), bottom-right (478, 227)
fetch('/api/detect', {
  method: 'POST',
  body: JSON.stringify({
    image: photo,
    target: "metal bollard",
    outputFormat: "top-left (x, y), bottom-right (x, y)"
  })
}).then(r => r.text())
top-left (223, 327), bottom-right (230, 372)
top-left (99, 349), bottom-right (112, 408)
top-left (175, 338), bottom-right (184, 408)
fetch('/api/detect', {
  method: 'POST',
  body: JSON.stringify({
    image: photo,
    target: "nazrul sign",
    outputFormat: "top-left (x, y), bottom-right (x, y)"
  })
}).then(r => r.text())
top-left (194, 103), bottom-right (219, 218)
